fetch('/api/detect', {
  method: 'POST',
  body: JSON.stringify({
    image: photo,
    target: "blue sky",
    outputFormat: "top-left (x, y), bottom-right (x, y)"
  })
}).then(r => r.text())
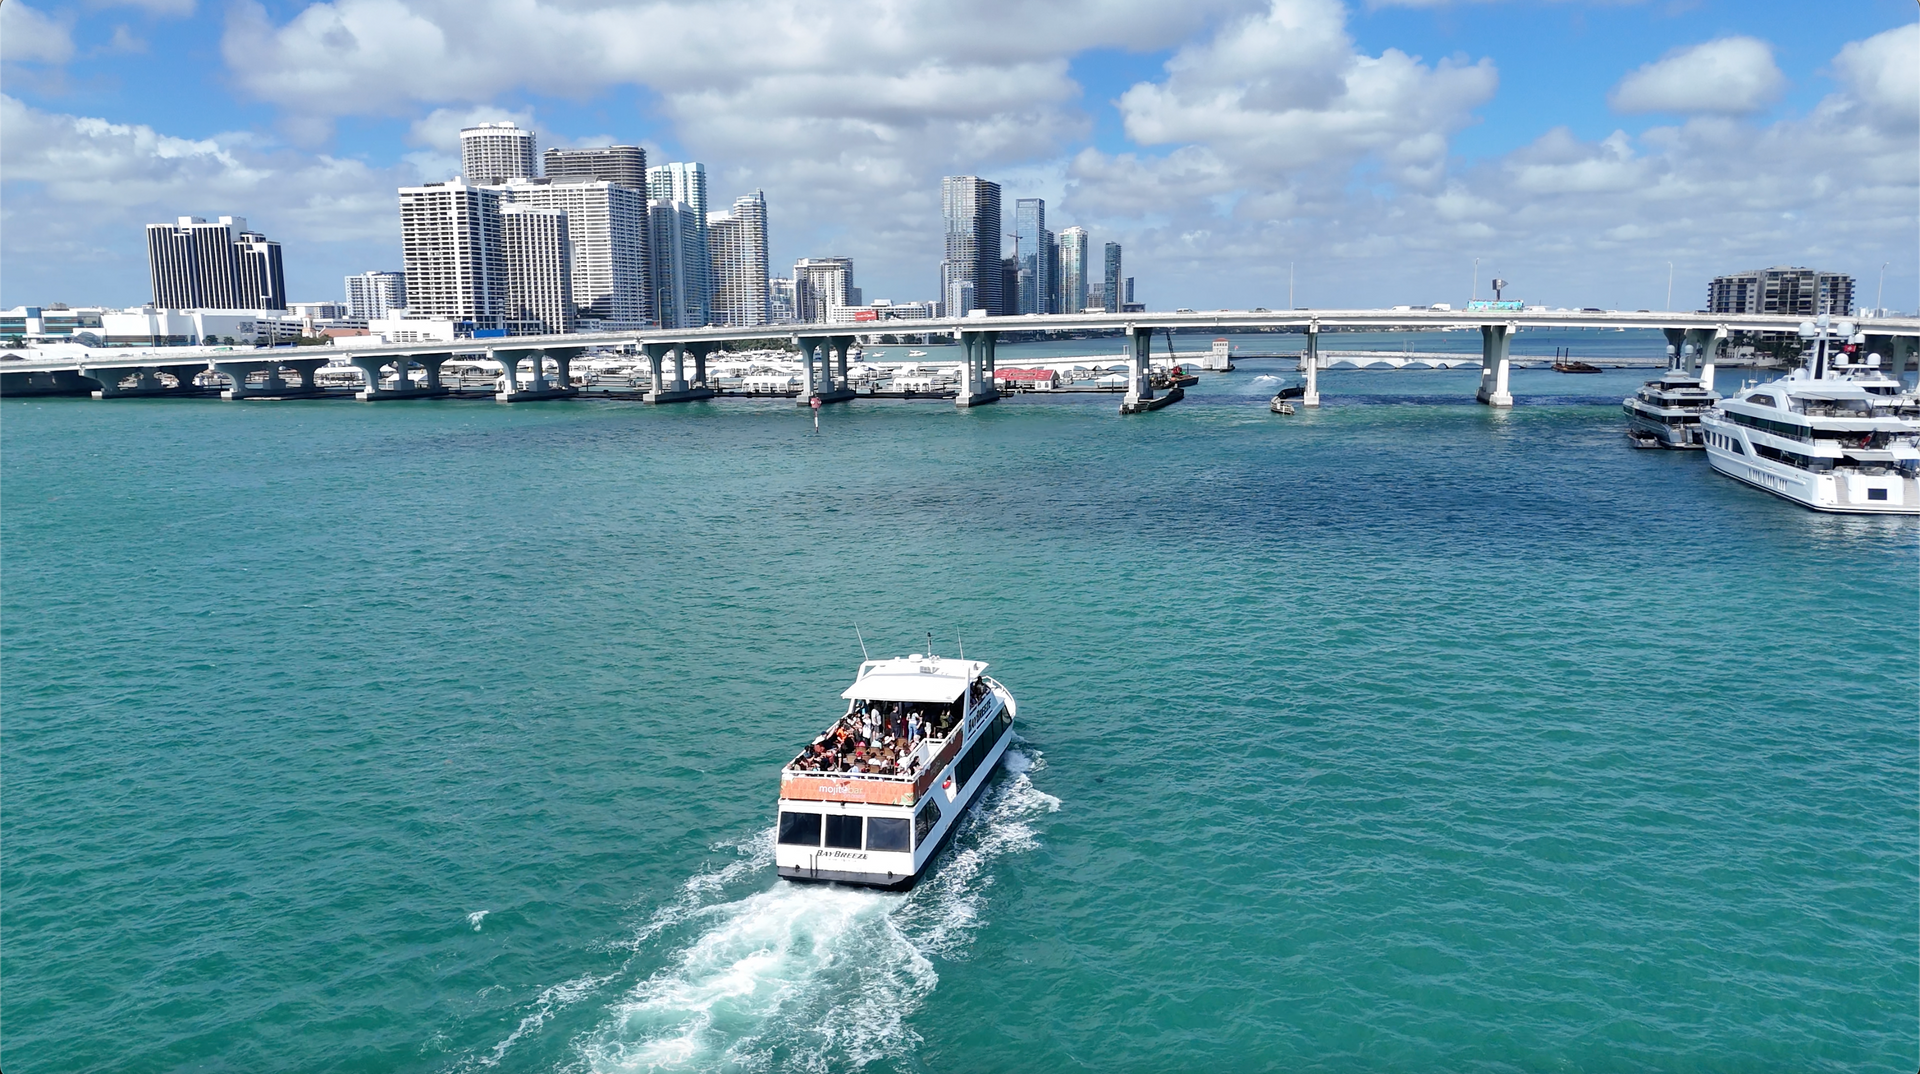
top-left (3, 0), bottom-right (1915, 313)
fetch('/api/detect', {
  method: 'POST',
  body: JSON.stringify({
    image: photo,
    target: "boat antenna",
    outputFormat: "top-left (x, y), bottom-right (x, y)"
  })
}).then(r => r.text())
top-left (854, 624), bottom-right (869, 662)
top-left (958, 635), bottom-right (965, 660)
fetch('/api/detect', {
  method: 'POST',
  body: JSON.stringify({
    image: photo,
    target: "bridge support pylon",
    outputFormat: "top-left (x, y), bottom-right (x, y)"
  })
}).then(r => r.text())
top-left (1301, 323), bottom-right (1321, 407)
top-left (795, 335), bottom-right (856, 406)
top-left (81, 360), bottom-right (213, 398)
top-left (495, 348), bottom-right (578, 402)
top-left (642, 342), bottom-right (714, 403)
top-left (1475, 323), bottom-right (1515, 407)
top-left (956, 330), bottom-right (1000, 407)
top-left (350, 353), bottom-right (450, 400)
top-left (211, 356), bottom-right (331, 399)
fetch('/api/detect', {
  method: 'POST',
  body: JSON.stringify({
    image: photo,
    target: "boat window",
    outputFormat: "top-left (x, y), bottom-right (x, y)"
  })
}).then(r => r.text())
top-left (778, 811), bottom-right (822, 847)
top-left (954, 717), bottom-right (1005, 789)
top-left (1748, 395), bottom-right (1776, 408)
top-left (1868, 488), bottom-right (1889, 501)
top-left (914, 799), bottom-right (942, 847)
top-left (824, 813), bottom-right (864, 849)
top-left (866, 817), bottom-right (910, 852)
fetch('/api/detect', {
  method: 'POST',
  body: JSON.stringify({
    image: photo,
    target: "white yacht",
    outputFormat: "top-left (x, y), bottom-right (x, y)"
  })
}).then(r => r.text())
top-left (1623, 368), bottom-right (1719, 448)
top-left (776, 652), bottom-right (1016, 890)
top-left (1699, 317), bottom-right (1920, 514)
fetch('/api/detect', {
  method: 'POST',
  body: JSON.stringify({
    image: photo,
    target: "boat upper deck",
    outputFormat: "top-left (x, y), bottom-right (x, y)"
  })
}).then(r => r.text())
top-left (780, 655), bottom-right (1004, 806)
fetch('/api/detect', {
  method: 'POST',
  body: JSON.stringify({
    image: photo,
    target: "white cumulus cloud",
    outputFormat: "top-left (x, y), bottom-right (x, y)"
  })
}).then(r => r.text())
top-left (1608, 36), bottom-right (1785, 116)
top-left (1, 2), bottom-right (76, 64)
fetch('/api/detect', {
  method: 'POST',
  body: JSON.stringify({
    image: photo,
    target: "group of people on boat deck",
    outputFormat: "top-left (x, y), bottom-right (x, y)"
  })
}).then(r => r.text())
top-left (790, 699), bottom-right (959, 776)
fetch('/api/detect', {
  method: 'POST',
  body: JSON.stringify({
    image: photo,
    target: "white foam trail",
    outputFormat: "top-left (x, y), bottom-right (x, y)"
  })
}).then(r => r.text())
top-left (575, 745), bottom-right (1059, 1073)
top-left (468, 910), bottom-right (490, 931)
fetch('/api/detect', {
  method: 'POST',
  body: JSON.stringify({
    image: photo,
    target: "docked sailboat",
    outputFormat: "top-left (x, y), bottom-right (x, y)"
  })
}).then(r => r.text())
top-left (1699, 315), bottom-right (1920, 513)
top-left (776, 651), bottom-right (1016, 889)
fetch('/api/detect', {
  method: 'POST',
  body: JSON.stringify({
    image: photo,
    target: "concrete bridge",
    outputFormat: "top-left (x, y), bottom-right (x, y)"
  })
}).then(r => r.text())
top-left (5, 308), bottom-right (1917, 412)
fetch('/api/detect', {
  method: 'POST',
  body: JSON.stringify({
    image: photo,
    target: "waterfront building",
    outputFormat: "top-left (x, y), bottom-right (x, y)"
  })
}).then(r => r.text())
top-left (648, 199), bottom-right (705, 329)
top-left (399, 180), bottom-right (507, 331)
top-left (543, 145), bottom-right (646, 190)
top-left (1044, 233), bottom-right (1060, 314)
top-left (1057, 226), bottom-right (1089, 316)
top-left (648, 162), bottom-right (711, 325)
top-left (827, 298), bottom-right (934, 324)
top-left (942, 176), bottom-right (1003, 316)
top-left (1710, 267), bottom-right (1854, 317)
top-left (795, 257), bottom-right (855, 324)
top-left (1014, 199), bottom-right (1049, 315)
top-left (708, 190), bottom-right (770, 327)
top-left (0, 305), bottom-right (107, 344)
top-left (345, 271), bottom-right (407, 322)
top-left (461, 122), bottom-right (537, 185)
top-left (768, 276), bottom-right (797, 324)
top-left (500, 179), bottom-right (651, 329)
top-left (145, 216), bottom-right (286, 311)
top-left (500, 205), bottom-right (574, 334)
top-left (1103, 242), bottom-right (1123, 313)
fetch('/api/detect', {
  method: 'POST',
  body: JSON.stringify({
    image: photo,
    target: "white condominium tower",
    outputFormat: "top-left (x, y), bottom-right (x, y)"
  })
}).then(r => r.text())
top-left (461, 122), bottom-right (537, 186)
top-left (1056, 226), bottom-right (1089, 315)
top-left (398, 180), bottom-right (508, 330)
top-left (500, 205), bottom-right (574, 334)
top-left (500, 179), bottom-right (651, 329)
top-left (345, 270), bottom-right (406, 322)
top-left (649, 199), bottom-right (705, 329)
top-left (793, 257), bottom-right (854, 323)
top-left (647, 162), bottom-right (710, 325)
top-left (708, 190), bottom-right (769, 327)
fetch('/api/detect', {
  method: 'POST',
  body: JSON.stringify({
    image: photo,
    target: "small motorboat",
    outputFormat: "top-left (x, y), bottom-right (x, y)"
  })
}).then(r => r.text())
top-left (1276, 382), bottom-right (1306, 400)
top-left (1552, 348), bottom-right (1602, 373)
top-left (1269, 395), bottom-right (1295, 415)
top-left (1626, 429), bottom-right (1663, 449)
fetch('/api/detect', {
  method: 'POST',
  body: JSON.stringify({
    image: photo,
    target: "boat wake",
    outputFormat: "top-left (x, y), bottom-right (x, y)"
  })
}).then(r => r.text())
top-left (464, 748), bottom-right (1056, 1074)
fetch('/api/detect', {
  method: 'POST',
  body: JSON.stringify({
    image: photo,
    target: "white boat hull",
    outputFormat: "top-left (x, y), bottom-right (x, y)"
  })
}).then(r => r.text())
top-left (1702, 418), bottom-right (1920, 514)
top-left (776, 679), bottom-right (1016, 890)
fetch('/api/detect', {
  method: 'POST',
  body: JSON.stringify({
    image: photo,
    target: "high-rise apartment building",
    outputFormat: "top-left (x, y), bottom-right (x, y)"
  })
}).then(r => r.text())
top-left (648, 199), bottom-right (706, 329)
top-left (647, 163), bottom-right (711, 325)
top-left (460, 123), bottom-right (537, 185)
top-left (543, 145), bottom-right (646, 190)
top-left (1056, 226), bottom-right (1089, 315)
top-left (398, 180), bottom-right (507, 330)
top-left (500, 205), bottom-right (574, 334)
top-left (345, 271), bottom-right (407, 321)
top-left (1709, 266), bottom-right (1854, 317)
top-left (768, 277), bottom-right (797, 324)
top-left (794, 257), bottom-right (855, 323)
top-left (500, 179), bottom-right (651, 329)
top-left (1102, 242), bottom-right (1123, 314)
top-left (1044, 234), bottom-right (1061, 314)
top-left (942, 176), bottom-right (1003, 316)
top-left (145, 216), bottom-right (286, 310)
top-left (1014, 198), bottom-right (1049, 315)
top-left (708, 190), bottom-right (770, 327)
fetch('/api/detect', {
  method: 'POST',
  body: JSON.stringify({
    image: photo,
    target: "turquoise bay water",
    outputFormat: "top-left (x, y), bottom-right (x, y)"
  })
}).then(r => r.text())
top-left (5, 364), bottom-right (1916, 1072)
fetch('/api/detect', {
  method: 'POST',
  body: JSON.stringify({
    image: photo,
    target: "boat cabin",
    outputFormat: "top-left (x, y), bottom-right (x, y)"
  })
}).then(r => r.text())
top-left (781, 655), bottom-right (997, 807)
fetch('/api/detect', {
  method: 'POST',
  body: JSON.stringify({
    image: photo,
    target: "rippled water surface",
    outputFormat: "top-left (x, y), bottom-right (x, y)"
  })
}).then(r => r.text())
top-left (5, 365), bottom-right (1916, 1072)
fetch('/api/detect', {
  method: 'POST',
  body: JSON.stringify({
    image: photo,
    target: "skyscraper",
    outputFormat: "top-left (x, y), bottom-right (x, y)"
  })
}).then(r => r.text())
top-left (500, 205), bottom-right (574, 334)
top-left (1014, 198), bottom-right (1048, 315)
top-left (647, 163), bottom-right (711, 325)
top-left (941, 176), bottom-right (1003, 316)
top-left (398, 180), bottom-right (507, 330)
top-left (345, 271), bottom-right (407, 321)
top-left (500, 179), bottom-right (651, 329)
top-left (543, 145), bottom-right (647, 190)
top-left (1057, 226), bottom-right (1089, 315)
top-left (794, 257), bottom-right (855, 323)
top-left (145, 216), bottom-right (285, 310)
top-left (648, 199), bottom-right (706, 329)
top-left (708, 190), bottom-right (770, 327)
top-left (1103, 242), bottom-right (1123, 314)
top-left (1044, 233), bottom-right (1060, 314)
top-left (460, 123), bottom-right (538, 185)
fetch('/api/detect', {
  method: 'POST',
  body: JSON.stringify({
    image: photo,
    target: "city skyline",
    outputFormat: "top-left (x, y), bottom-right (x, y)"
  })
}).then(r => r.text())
top-left (0, 1), bottom-right (1913, 314)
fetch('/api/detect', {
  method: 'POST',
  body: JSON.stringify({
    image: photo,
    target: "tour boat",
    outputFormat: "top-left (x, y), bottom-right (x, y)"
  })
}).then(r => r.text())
top-left (1698, 317), bottom-right (1920, 513)
top-left (1622, 368), bottom-right (1719, 449)
top-left (776, 652), bottom-right (1016, 889)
